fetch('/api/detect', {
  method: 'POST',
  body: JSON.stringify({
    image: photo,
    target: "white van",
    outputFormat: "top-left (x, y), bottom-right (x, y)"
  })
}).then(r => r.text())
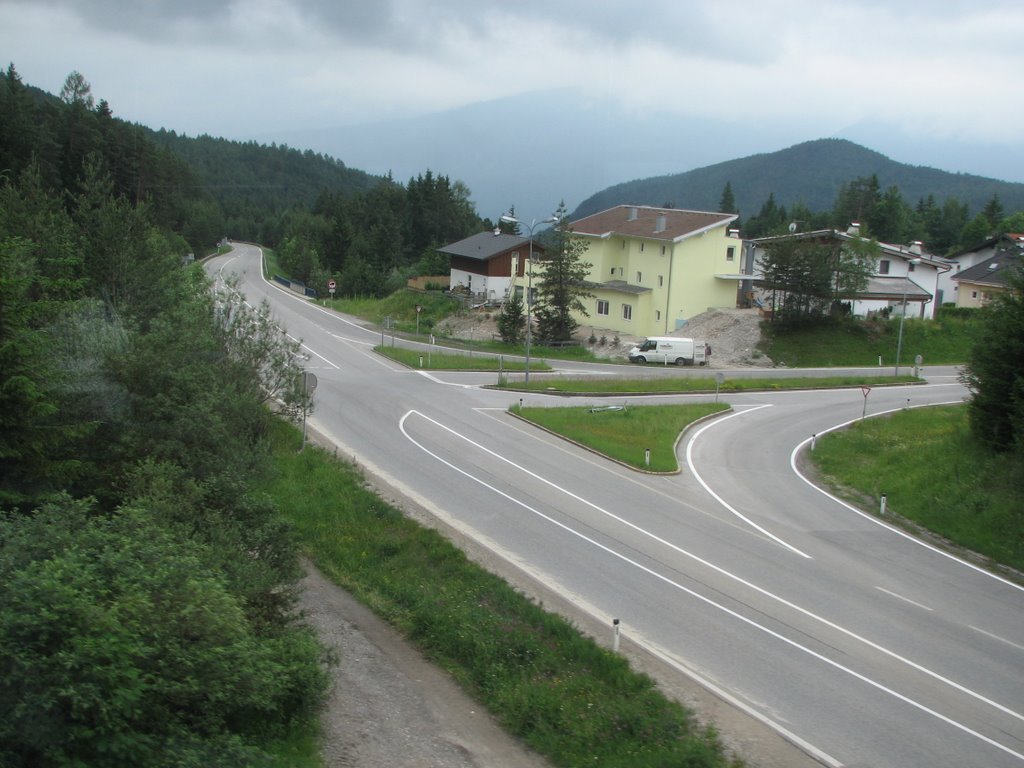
top-left (628, 337), bottom-right (708, 366)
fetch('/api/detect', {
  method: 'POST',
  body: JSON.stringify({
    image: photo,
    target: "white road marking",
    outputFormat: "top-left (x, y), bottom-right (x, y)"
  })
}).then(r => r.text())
top-left (876, 586), bottom-right (934, 612)
top-left (969, 626), bottom-right (1024, 653)
top-left (788, 403), bottom-right (1024, 594)
top-left (685, 405), bottom-right (813, 559)
top-left (290, 334), bottom-right (340, 370)
top-left (398, 409), bottom-right (1024, 764)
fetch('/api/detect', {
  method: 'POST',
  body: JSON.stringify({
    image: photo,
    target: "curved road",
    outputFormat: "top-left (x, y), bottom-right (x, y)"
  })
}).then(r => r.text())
top-left (209, 245), bottom-right (1023, 768)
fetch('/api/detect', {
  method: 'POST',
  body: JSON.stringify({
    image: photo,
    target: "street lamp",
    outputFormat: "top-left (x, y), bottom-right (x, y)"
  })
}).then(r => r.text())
top-left (894, 257), bottom-right (921, 376)
top-left (500, 212), bottom-right (558, 384)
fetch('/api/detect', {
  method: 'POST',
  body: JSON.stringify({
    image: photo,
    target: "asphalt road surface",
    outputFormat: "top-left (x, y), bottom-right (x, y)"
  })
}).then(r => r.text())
top-left (208, 245), bottom-right (1023, 768)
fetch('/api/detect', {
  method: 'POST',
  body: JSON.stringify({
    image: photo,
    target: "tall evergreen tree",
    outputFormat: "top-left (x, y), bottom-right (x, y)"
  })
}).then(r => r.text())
top-left (982, 195), bottom-right (1005, 231)
top-left (533, 202), bottom-right (592, 343)
top-left (964, 264), bottom-right (1024, 453)
top-left (832, 175), bottom-right (881, 229)
top-left (870, 185), bottom-right (913, 244)
top-left (718, 181), bottom-right (737, 214)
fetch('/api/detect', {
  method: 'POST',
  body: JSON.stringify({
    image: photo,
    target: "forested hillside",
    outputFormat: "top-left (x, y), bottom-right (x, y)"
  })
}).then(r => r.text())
top-left (1, 65), bottom-right (329, 765)
top-left (0, 66), bottom-right (209, 247)
top-left (146, 129), bottom-right (384, 246)
top-left (572, 139), bottom-right (1024, 253)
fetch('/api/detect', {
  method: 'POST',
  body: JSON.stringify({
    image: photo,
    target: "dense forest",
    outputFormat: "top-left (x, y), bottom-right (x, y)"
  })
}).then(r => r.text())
top-left (1, 65), bottom-right (332, 765)
top-left (145, 129), bottom-right (383, 247)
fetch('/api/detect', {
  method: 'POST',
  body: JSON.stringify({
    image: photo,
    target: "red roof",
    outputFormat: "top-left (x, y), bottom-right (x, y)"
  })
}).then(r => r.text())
top-left (571, 205), bottom-right (737, 242)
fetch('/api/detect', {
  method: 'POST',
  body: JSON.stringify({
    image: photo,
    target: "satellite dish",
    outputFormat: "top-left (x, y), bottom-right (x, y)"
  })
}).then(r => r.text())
top-left (788, 222), bottom-right (797, 233)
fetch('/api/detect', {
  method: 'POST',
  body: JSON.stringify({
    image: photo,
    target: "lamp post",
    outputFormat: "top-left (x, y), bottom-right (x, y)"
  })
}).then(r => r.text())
top-left (500, 212), bottom-right (558, 385)
top-left (894, 257), bottom-right (921, 376)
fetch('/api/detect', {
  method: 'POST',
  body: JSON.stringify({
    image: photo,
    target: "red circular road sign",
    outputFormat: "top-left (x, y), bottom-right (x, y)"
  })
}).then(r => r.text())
top-left (328, 279), bottom-right (337, 290)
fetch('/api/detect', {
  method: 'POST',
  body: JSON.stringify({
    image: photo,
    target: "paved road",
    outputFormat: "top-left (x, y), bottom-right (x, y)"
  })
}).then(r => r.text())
top-left (209, 245), bottom-right (1023, 768)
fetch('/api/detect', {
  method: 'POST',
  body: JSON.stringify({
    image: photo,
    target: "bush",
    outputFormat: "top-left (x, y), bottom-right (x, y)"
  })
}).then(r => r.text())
top-left (0, 497), bottom-right (328, 768)
top-left (936, 305), bottom-right (979, 320)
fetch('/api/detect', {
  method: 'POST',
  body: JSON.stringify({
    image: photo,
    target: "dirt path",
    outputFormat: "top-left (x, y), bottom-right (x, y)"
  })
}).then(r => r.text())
top-left (298, 563), bottom-right (550, 768)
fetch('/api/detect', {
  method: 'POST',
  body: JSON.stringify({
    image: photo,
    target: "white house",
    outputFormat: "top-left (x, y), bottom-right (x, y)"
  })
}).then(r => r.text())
top-left (746, 224), bottom-right (950, 319)
top-left (439, 230), bottom-right (545, 304)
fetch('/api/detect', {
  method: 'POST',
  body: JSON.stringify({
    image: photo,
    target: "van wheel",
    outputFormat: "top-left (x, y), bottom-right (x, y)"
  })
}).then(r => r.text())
top-left (636, 356), bottom-right (647, 364)
top-left (675, 357), bottom-right (686, 366)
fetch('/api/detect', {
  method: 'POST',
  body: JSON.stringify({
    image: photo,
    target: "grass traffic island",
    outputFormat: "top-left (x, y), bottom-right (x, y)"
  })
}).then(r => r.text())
top-left (375, 344), bottom-right (552, 372)
top-left (260, 418), bottom-right (743, 768)
top-left (496, 374), bottom-right (921, 395)
top-left (511, 402), bottom-right (731, 472)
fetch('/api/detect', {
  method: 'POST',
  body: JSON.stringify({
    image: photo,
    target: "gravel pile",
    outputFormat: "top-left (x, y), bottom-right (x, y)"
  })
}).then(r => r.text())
top-left (672, 308), bottom-right (773, 368)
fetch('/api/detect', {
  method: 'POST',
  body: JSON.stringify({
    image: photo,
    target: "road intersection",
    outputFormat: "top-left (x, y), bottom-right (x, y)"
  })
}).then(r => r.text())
top-left (210, 244), bottom-right (1023, 768)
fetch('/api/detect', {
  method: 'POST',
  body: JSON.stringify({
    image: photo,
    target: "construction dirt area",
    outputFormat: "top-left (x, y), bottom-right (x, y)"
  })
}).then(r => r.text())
top-left (435, 306), bottom-right (774, 367)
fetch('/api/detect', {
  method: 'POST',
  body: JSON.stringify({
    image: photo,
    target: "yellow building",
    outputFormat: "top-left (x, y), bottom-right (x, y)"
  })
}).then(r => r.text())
top-left (568, 205), bottom-right (742, 336)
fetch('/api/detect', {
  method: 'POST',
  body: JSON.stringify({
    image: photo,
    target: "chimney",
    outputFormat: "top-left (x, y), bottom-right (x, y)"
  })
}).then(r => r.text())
top-left (655, 214), bottom-right (667, 233)
top-left (728, 228), bottom-right (740, 238)
top-left (627, 206), bottom-right (638, 221)
top-left (909, 241), bottom-right (922, 255)
top-left (847, 222), bottom-right (861, 236)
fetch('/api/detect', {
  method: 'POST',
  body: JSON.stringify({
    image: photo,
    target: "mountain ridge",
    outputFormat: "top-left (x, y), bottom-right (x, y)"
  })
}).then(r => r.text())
top-left (569, 138), bottom-right (1024, 221)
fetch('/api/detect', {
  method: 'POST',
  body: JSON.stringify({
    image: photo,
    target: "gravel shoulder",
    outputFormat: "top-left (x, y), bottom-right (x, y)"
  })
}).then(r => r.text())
top-left (297, 562), bottom-right (551, 768)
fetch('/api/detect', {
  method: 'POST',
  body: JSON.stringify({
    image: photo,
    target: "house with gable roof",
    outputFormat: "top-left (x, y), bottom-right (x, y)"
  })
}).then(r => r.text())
top-left (746, 223), bottom-right (950, 319)
top-left (439, 230), bottom-right (545, 305)
top-left (567, 205), bottom-right (743, 337)
top-left (944, 233), bottom-right (1024, 307)
top-left (952, 234), bottom-right (1024, 307)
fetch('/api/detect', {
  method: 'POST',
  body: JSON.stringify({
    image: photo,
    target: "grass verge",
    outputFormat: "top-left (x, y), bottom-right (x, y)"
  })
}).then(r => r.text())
top-left (809, 404), bottom-right (1024, 572)
top-left (498, 375), bottom-right (919, 394)
top-left (375, 345), bottom-right (551, 371)
top-left (762, 315), bottom-right (977, 367)
top-left (260, 418), bottom-right (741, 768)
top-left (512, 403), bottom-right (731, 472)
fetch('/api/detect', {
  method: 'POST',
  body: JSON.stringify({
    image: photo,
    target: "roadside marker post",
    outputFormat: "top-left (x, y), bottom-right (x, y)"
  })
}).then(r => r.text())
top-left (860, 386), bottom-right (871, 419)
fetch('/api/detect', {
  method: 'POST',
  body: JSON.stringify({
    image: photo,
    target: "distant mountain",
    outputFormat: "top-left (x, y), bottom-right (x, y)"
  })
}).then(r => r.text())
top-left (263, 88), bottom-right (817, 221)
top-left (265, 88), bottom-right (1023, 223)
top-left (570, 139), bottom-right (1024, 221)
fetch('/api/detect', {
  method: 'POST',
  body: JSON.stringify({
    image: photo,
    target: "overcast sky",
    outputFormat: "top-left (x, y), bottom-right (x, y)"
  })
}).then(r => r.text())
top-left (3, 1), bottom-right (1023, 213)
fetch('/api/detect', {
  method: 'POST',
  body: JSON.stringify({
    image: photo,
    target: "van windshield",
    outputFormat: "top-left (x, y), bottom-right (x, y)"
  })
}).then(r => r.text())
top-left (639, 340), bottom-right (656, 351)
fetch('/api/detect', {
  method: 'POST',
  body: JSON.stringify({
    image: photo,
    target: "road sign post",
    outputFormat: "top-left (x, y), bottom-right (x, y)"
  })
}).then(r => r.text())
top-left (861, 386), bottom-right (871, 420)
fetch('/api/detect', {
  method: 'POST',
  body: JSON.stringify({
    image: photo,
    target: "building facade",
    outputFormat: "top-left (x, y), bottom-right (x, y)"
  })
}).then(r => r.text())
top-left (945, 233), bottom-right (1024, 307)
top-left (568, 205), bottom-right (742, 337)
top-left (747, 225), bottom-right (949, 319)
top-left (440, 231), bottom-right (544, 304)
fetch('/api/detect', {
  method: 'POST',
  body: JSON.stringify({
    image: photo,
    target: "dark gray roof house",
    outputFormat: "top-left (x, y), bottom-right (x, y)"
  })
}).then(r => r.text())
top-left (440, 230), bottom-right (546, 280)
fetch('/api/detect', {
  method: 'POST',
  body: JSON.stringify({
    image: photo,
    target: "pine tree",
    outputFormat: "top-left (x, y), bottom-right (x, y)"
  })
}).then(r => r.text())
top-left (718, 181), bottom-right (737, 214)
top-left (497, 293), bottom-right (525, 344)
top-left (533, 202), bottom-right (592, 343)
